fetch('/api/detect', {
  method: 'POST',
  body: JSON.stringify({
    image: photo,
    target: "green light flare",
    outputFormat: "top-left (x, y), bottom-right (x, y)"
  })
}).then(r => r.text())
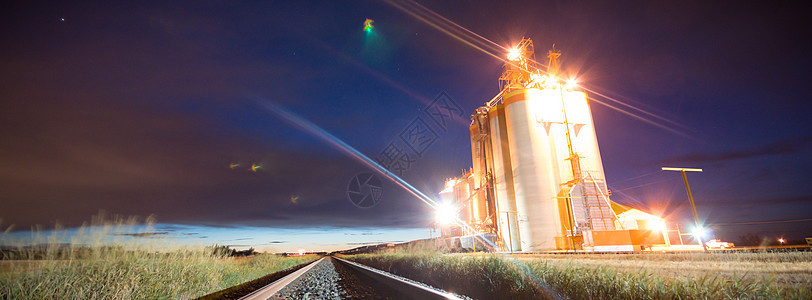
top-left (363, 18), bottom-right (374, 32)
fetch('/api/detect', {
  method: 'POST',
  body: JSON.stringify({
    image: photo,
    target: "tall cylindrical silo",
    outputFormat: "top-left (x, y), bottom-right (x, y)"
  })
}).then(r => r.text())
top-left (488, 104), bottom-right (522, 252)
top-left (469, 122), bottom-right (489, 224)
top-left (503, 88), bottom-right (563, 251)
top-left (563, 91), bottom-right (605, 178)
top-left (456, 174), bottom-right (473, 224)
top-left (563, 90), bottom-right (615, 231)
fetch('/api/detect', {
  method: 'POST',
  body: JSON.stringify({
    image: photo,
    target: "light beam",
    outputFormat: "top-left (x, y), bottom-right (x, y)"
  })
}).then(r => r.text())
top-left (254, 98), bottom-right (439, 209)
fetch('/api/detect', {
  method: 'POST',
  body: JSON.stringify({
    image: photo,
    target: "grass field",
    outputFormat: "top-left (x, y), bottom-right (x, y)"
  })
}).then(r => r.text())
top-left (0, 216), bottom-right (314, 299)
top-left (345, 249), bottom-right (812, 299)
top-left (1, 251), bottom-right (313, 299)
top-left (518, 251), bottom-right (811, 291)
top-left (346, 250), bottom-right (546, 299)
top-left (4, 214), bottom-right (808, 299)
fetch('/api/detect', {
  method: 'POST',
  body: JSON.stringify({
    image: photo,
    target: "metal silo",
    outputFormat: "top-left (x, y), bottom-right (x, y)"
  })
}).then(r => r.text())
top-left (564, 91), bottom-right (605, 178)
top-left (469, 119), bottom-right (490, 226)
top-left (488, 104), bottom-right (522, 252)
top-left (503, 88), bottom-right (563, 251)
top-left (441, 38), bottom-right (624, 252)
top-left (562, 91), bottom-right (616, 232)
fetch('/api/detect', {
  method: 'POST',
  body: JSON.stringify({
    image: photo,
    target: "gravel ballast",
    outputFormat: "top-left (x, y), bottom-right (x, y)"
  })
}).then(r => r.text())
top-left (271, 257), bottom-right (389, 299)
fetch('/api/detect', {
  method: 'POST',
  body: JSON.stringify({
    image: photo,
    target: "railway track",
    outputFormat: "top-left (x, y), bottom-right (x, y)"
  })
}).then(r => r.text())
top-left (231, 256), bottom-right (465, 300)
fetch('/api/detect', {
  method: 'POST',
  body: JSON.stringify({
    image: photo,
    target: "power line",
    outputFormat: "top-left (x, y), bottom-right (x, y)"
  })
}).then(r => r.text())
top-left (611, 171), bottom-right (661, 185)
top-left (384, 0), bottom-right (692, 138)
top-left (611, 179), bottom-right (670, 192)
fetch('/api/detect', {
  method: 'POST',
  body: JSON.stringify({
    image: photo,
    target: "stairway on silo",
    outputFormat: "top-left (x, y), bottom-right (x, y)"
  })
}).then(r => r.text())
top-left (580, 177), bottom-right (615, 231)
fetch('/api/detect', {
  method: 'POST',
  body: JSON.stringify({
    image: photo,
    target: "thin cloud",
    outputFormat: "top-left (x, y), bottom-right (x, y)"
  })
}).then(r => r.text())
top-left (114, 232), bottom-right (168, 237)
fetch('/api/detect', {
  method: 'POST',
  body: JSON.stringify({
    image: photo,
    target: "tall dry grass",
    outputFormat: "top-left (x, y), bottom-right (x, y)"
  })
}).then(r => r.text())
top-left (344, 249), bottom-right (811, 300)
top-left (345, 248), bottom-right (547, 299)
top-left (524, 257), bottom-right (809, 299)
top-left (523, 250), bottom-right (811, 298)
top-left (0, 214), bottom-right (311, 299)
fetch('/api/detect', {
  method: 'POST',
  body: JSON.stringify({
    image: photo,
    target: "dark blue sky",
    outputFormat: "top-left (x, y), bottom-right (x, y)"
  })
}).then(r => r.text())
top-left (1, 0), bottom-right (810, 248)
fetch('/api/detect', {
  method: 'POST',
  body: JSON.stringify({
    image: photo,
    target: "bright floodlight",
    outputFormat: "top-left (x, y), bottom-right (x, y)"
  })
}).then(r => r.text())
top-left (565, 79), bottom-right (578, 89)
top-left (435, 202), bottom-right (457, 225)
top-left (652, 220), bottom-right (666, 232)
top-left (692, 226), bottom-right (705, 239)
top-left (507, 47), bottom-right (521, 61)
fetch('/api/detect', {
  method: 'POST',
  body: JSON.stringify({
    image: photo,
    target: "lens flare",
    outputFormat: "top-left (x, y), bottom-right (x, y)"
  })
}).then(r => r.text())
top-left (254, 98), bottom-right (438, 209)
top-left (363, 18), bottom-right (374, 32)
top-left (254, 99), bottom-right (502, 254)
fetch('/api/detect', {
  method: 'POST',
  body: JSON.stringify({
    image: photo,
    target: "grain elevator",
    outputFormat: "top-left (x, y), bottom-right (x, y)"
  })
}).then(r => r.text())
top-left (438, 39), bottom-right (668, 252)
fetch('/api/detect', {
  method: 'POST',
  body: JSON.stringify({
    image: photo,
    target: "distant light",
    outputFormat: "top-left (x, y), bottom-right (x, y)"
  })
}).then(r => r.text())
top-left (435, 202), bottom-right (457, 225)
top-left (60, 18), bottom-right (65, 22)
top-left (692, 226), bottom-right (705, 239)
top-left (779, 238), bottom-right (785, 244)
top-left (507, 47), bottom-right (521, 61)
top-left (363, 18), bottom-right (374, 32)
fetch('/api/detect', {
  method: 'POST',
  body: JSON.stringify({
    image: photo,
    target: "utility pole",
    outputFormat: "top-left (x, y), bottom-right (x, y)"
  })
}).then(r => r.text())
top-left (662, 167), bottom-right (708, 252)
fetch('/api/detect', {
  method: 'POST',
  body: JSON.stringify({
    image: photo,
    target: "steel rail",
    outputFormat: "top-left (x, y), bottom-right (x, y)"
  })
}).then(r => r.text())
top-left (238, 257), bottom-right (326, 300)
top-left (332, 257), bottom-right (465, 300)
top-left (238, 256), bottom-right (464, 300)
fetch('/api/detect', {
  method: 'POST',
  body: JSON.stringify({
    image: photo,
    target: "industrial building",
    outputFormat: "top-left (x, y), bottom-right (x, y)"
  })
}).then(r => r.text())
top-left (437, 39), bottom-right (668, 252)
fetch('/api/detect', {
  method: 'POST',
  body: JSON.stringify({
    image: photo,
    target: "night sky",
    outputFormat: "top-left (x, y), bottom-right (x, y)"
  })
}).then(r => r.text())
top-left (2, 0), bottom-right (810, 251)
